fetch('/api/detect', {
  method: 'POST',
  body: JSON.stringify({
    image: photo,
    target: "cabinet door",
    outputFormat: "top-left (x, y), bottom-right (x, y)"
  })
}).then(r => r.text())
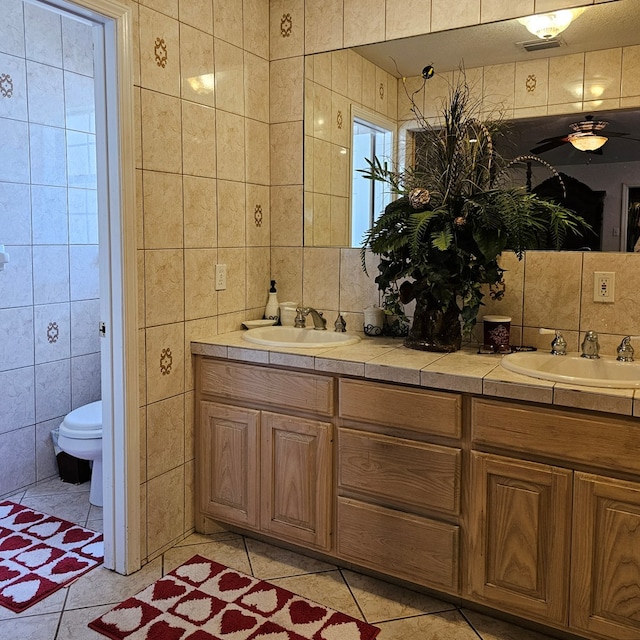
top-left (571, 472), bottom-right (640, 639)
top-left (468, 452), bottom-right (572, 624)
top-left (198, 401), bottom-right (260, 529)
top-left (261, 411), bottom-right (332, 550)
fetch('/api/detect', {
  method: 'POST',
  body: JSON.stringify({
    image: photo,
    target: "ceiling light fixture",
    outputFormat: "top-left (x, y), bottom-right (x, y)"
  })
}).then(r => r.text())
top-left (518, 8), bottom-right (585, 40)
top-left (568, 133), bottom-right (608, 152)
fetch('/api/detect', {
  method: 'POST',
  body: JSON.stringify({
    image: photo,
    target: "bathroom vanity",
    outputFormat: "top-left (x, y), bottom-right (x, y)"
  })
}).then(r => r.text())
top-left (193, 333), bottom-right (640, 640)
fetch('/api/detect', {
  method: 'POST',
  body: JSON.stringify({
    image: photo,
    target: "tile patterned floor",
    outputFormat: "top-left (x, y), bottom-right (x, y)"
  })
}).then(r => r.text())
top-left (0, 479), bottom-right (559, 640)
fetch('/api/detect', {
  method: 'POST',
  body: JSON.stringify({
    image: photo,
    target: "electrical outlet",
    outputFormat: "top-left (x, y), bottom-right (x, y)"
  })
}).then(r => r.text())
top-left (215, 264), bottom-right (227, 291)
top-left (593, 271), bottom-right (615, 303)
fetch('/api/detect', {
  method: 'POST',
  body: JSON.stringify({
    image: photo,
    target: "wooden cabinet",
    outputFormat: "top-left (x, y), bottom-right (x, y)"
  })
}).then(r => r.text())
top-left (336, 378), bottom-right (462, 594)
top-left (571, 473), bottom-right (640, 639)
top-left (196, 359), bottom-right (334, 550)
top-left (468, 452), bottom-right (572, 625)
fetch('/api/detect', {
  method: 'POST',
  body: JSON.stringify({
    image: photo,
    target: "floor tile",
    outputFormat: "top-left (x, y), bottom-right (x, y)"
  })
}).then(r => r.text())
top-left (163, 535), bottom-right (251, 576)
top-left (85, 518), bottom-right (103, 533)
top-left (0, 612), bottom-right (60, 640)
top-left (462, 609), bottom-right (557, 640)
top-left (270, 569), bottom-right (363, 620)
top-left (245, 538), bottom-right (337, 579)
top-left (376, 609), bottom-right (480, 640)
top-left (342, 569), bottom-right (457, 623)
top-left (56, 604), bottom-right (113, 640)
top-left (174, 531), bottom-right (239, 547)
top-left (0, 587), bottom-right (68, 621)
top-left (65, 557), bottom-right (162, 610)
top-left (23, 476), bottom-right (90, 497)
top-left (19, 490), bottom-right (92, 525)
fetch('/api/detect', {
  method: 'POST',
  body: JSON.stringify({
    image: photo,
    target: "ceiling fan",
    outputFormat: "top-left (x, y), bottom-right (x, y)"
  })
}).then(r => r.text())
top-left (530, 115), bottom-right (632, 155)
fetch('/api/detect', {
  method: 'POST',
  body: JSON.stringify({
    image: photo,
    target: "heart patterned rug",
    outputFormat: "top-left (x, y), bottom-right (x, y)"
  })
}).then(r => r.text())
top-left (89, 554), bottom-right (381, 640)
top-left (0, 500), bottom-right (103, 612)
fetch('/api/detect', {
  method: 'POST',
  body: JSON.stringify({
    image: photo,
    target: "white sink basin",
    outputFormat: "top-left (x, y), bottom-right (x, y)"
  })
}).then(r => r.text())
top-left (501, 351), bottom-right (640, 388)
top-left (242, 326), bottom-right (361, 348)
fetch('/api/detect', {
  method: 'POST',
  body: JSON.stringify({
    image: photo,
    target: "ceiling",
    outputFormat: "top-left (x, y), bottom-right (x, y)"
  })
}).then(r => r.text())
top-left (354, 0), bottom-right (640, 166)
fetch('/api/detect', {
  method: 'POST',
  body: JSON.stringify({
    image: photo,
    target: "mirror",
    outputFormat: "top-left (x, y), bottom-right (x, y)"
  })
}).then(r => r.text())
top-left (303, 0), bottom-right (640, 251)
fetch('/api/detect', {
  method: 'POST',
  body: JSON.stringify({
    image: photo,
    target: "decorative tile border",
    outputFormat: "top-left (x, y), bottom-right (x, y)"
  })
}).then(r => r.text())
top-left (160, 347), bottom-right (173, 375)
top-left (0, 73), bottom-right (13, 98)
top-left (154, 37), bottom-right (168, 68)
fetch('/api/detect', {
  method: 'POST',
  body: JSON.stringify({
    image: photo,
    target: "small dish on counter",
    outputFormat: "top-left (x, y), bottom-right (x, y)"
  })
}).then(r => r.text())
top-left (242, 319), bottom-right (277, 329)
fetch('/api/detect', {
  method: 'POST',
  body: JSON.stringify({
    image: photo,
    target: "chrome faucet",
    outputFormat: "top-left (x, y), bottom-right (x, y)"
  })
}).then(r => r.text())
top-left (617, 336), bottom-right (635, 362)
top-left (581, 330), bottom-right (600, 359)
top-left (294, 306), bottom-right (327, 330)
top-left (539, 328), bottom-right (567, 355)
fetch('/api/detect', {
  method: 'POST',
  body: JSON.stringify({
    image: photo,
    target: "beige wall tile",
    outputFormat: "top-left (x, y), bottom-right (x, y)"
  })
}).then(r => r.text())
top-left (330, 196), bottom-right (349, 246)
top-left (515, 59), bottom-right (549, 109)
top-left (270, 122), bottom-right (303, 185)
top-left (361, 59), bottom-right (376, 111)
top-left (140, 90), bottom-right (182, 173)
top-left (217, 247), bottom-right (247, 313)
top-left (214, 38), bottom-right (245, 115)
top-left (270, 56), bottom-right (304, 123)
top-left (182, 102), bottom-right (217, 178)
top-left (245, 118), bottom-right (270, 185)
top-left (622, 45), bottom-right (640, 98)
top-left (580, 252), bottom-right (640, 336)
top-left (347, 50), bottom-right (363, 104)
top-left (480, 251), bottom-right (526, 326)
top-left (146, 394), bottom-right (185, 480)
top-left (304, 0), bottom-right (343, 54)
top-left (138, 329), bottom-right (147, 406)
top-left (270, 0), bottom-right (305, 60)
top-left (214, 0), bottom-right (243, 46)
top-left (339, 249), bottom-right (379, 313)
top-left (585, 47), bottom-right (622, 102)
top-left (144, 249), bottom-right (185, 326)
top-left (143, 170), bottom-right (183, 249)
top-left (139, 0), bottom-right (178, 18)
top-left (139, 406), bottom-right (147, 483)
top-left (549, 53), bottom-right (584, 106)
top-left (386, 0), bottom-right (431, 41)
top-left (313, 83), bottom-right (332, 140)
top-left (422, 72), bottom-right (453, 120)
top-left (246, 183), bottom-right (271, 247)
top-left (137, 251), bottom-right (145, 330)
top-left (185, 248), bottom-right (217, 321)
top-left (397, 75), bottom-right (426, 122)
top-left (313, 52), bottom-right (332, 88)
top-left (343, 0), bottom-right (385, 47)
top-left (179, 0), bottom-right (213, 33)
top-left (481, 0), bottom-right (533, 22)
top-left (375, 66), bottom-right (387, 115)
top-left (386, 73), bottom-right (398, 120)
top-left (483, 63), bottom-right (516, 115)
top-left (582, 97), bottom-right (620, 112)
top-left (134, 88), bottom-right (143, 169)
top-left (139, 481), bottom-right (147, 560)
top-left (523, 251), bottom-right (582, 331)
top-left (180, 23), bottom-right (214, 107)
top-left (271, 247), bottom-right (303, 303)
top-left (147, 465), bottom-right (185, 555)
top-left (312, 193), bottom-right (332, 245)
top-left (331, 92), bottom-right (350, 148)
top-left (136, 168), bottom-right (144, 247)
top-left (183, 175), bottom-right (218, 249)
top-left (331, 50), bottom-right (349, 97)
top-left (138, 6), bottom-right (180, 96)
top-left (535, 0), bottom-right (595, 10)
top-left (304, 135), bottom-right (314, 191)
top-left (245, 52), bottom-right (270, 123)
top-left (330, 143), bottom-right (349, 197)
top-left (432, 0), bottom-right (480, 31)
top-left (302, 247), bottom-right (340, 310)
top-left (271, 185), bottom-right (303, 246)
top-left (216, 110), bottom-right (246, 182)
top-left (184, 458), bottom-right (195, 532)
top-left (246, 246), bottom-right (271, 309)
top-left (217, 179), bottom-right (246, 247)
top-left (145, 322), bottom-right (185, 405)
top-left (244, 0), bottom-right (269, 59)
top-left (313, 138), bottom-right (332, 194)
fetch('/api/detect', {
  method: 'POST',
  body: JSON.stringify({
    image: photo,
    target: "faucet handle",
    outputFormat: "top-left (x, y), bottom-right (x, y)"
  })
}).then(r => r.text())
top-left (539, 328), bottom-right (567, 356)
top-left (581, 330), bottom-right (600, 360)
top-left (617, 336), bottom-right (637, 362)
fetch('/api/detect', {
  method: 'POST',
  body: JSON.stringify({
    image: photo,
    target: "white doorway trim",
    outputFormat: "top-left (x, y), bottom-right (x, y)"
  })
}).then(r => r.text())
top-left (34, 0), bottom-right (139, 574)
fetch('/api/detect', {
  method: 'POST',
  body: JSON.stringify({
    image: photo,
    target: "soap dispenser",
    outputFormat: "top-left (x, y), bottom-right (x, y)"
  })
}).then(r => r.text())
top-left (264, 280), bottom-right (280, 321)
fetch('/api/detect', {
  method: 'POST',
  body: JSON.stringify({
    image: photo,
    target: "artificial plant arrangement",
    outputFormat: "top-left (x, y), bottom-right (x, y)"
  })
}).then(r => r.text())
top-left (361, 72), bottom-right (589, 352)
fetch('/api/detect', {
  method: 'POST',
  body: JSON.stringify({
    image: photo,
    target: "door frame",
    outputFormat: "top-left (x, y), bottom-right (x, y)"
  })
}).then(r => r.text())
top-left (34, 0), bottom-right (139, 574)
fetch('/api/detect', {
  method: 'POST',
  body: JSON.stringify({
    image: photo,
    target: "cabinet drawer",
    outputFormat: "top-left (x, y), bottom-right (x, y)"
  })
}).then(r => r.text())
top-left (200, 359), bottom-right (334, 417)
top-left (472, 398), bottom-right (640, 475)
top-left (337, 497), bottom-right (459, 593)
top-left (338, 428), bottom-right (461, 515)
top-left (339, 379), bottom-right (461, 438)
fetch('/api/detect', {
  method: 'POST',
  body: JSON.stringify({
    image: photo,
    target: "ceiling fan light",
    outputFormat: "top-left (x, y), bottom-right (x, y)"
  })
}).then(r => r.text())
top-left (568, 133), bottom-right (608, 152)
top-left (518, 8), bottom-right (585, 40)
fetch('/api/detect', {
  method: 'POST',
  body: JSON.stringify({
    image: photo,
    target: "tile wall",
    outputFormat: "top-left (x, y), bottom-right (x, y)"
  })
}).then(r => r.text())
top-left (0, 3), bottom-right (100, 497)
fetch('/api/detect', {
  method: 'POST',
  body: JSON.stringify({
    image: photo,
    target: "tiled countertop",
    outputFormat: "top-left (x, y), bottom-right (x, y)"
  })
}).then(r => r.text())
top-left (191, 330), bottom-right (640, 418)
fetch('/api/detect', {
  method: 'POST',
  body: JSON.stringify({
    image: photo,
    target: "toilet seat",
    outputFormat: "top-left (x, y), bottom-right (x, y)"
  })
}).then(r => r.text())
top-left (59, 401), bottom-right (102, 439)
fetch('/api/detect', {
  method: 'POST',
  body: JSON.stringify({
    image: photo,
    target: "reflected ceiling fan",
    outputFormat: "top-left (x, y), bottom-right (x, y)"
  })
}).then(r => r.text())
top-left (530, 115), bottom-right (633, 154)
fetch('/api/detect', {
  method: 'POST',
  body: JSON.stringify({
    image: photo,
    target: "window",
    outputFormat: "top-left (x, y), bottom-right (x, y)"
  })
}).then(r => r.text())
top-left (351, 110), bottom-right (394, 247)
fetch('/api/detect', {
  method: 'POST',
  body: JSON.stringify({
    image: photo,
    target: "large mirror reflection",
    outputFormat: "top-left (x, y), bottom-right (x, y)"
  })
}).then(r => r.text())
top-left (303, 0), bottom-right (640, 251)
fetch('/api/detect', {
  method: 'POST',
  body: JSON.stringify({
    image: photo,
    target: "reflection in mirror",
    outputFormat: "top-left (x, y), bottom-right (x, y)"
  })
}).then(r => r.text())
top-left (303, 0), bottom-right (640, 251)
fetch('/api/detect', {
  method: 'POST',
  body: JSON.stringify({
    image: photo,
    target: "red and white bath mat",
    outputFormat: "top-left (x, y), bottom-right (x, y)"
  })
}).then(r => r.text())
top-left (89, 554), bottom-right (381, 640)
top-left (0, 500), bottom-right (103, 612)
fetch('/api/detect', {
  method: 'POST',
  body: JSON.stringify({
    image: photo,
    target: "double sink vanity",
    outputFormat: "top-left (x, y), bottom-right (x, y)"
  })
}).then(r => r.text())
top-left (193, 327), bottom-right (640, 640)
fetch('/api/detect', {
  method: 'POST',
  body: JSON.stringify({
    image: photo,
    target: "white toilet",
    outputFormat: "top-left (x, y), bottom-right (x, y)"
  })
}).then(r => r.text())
top-left (57, 401), bottom-right (103, 507)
